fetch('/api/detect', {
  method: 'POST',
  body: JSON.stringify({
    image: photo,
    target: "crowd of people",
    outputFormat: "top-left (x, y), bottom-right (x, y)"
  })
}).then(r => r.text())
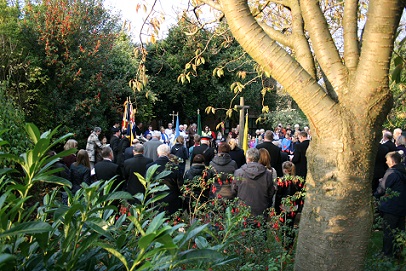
top-left (55, 121), bottom-right (406, 258)
top-left (57, 122), bottom-right (309, 217)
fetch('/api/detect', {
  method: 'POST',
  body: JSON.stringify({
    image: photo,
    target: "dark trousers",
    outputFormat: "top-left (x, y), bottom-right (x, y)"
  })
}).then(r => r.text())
top-left (382, 212), bottom-right (405, 256)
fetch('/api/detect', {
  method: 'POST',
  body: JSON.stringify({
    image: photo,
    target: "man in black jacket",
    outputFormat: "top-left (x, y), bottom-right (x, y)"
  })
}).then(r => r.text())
top-left (256, 130), bottom-right (283, 176)
top-left (190, 136), bottom-right (215, 166)
top-left (94, 146), bottom-right (121, 189)
top-left (374, 151), bottom-right (406, 258)
top-left (123, 144), bottom-right (153, 198)
top-left (291, 131), bottom-right (310, 179)
top-left (110, 128), bottom-right (121, 163)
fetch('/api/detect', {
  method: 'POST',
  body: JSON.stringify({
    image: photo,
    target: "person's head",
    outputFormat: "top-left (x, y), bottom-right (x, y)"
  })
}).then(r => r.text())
top-left (385, 151), bottom-right (402, 168)
top-left (194, 134), bottom-right (201, 143)
top-left (160, 126), bottom-right (165, 132)
top-left (137, 122), bottom-right (143, 128)
top-left (393, 128), bottom-right (402, 141)
top-left (148, 125), bottom-right (153, 130)
top-left (152, 131), bottom-right (161, 139)
top-left (246, 148), bottom-right (260, 163)
top-left (218, 143), bottom-right (231, 154)
top-left (294, 124), bottom-right (300, 130)
top-left (228, 138), bottom-right (238, 150)
top-left (201, 136), bottom-right (210, 145)
top-left (204, 126), bottom-right (210, 132)
top-left (112, 127), bottom-right (120, 136)
top-left (179, 125), bottom-right (184, 131)
top-left (264, 130), bottom-right (274, 141)
top-left (157, 144), bottom-right (170, 157)
top-left (94, 127), bottom-right (102, 135)
top-left (383, 131), bottom-right (393, 142)
top-left (175, 136), bottom-right (184, 145)
top-left (396, 135), bottom-right (406, 147)
top-left (146, 134), bottom-right (152, 140)
top-left (64, 139), bottom-right (78, 151)
top-left (298, 131), bottom-right (308, 142)
top-left (101, 136), bottom-right (107, 144)
top-left (133, 143), bottom-right (144, 154)
top-left (76, 149), bottom-right (90, 168)
top-left (193, 154), bottom-right (205, 164)
top-left (258, 148), bottom-right (271, 169)
top-left (282, 161), bottom-right (296, 176)
top-left (168, 123), bottom-right (173, 129)
top-left (101, 146), bottom-right (113, 159)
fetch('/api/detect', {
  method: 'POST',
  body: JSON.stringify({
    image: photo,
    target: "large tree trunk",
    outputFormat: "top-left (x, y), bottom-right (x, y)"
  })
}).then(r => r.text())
top-left (216, 0), bottom-right (405, 269)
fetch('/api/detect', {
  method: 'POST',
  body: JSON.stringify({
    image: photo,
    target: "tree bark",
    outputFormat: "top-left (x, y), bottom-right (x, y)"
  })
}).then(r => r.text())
top-left (217, 0), bottom-right (404, 269)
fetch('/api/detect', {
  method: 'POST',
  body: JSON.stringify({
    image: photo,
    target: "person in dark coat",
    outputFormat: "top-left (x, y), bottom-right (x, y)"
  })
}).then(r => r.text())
top-left (184, 154), bottom-right (214, 210)
top-left (94, 146), bottom-right (121, 189)
top-left (373, 132), bottom-right (398, 192)
top-left (256, 130), bottom-right (283, 177)
top-left (123, 144), bottom-right (153, 201)
top-left (190, 136), bottom-right (215, 166)
top-left (374, 151), bottom-right (406, 257)
top-left (232, 148), bottom-right (275, 217)
top-left (209, 143), bottom-right (237, 199)
top-left (116, 134), bottom-right (131, 176)
top-left (146, 144), bottom-right (184, 215)
top-left (228, 138), bottom-right (246, 169)
top-left (70, 149), bottom-right (92, 194)
top-left (171, 136), bottom-right (189, 175)
top-left (291, 131), bottom-right (310, 179)
top-left (110, 128), bottom-right (121, 163)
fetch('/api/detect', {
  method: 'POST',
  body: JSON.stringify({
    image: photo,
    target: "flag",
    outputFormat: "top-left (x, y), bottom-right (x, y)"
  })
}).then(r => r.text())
top-left (174, 113), bottom-right (180, 140)
top-left (122, 97), bottom-right (134, 145)
top-left (197, 109), bottom-right (202, 136)
top-left (243, 112), bottom-right (249, 154)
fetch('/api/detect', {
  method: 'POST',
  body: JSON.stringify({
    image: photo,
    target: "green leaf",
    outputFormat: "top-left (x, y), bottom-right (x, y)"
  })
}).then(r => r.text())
top-left (195, 236), bottom-right (209, 249)
top-left (95, 242), bottom-right (129, 270)
top-left (138, 232), bottom-right (158, 250)
top-left (104, 191), bottom-right (134, 201)
top-left (33, 174), bottom-right (72, 188)
top-left (25, 123), bottom-right (41, 144)
top-left (0, 253), bottom-right (16, 267)
top-left (0, 221), bottom-right (51, 238)
top-left (146, 212), bottom-right (166, 234)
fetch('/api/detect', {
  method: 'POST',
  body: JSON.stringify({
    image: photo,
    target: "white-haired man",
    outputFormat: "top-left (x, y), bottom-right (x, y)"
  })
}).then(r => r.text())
top-left (143, 131), bottom-right (163, 161)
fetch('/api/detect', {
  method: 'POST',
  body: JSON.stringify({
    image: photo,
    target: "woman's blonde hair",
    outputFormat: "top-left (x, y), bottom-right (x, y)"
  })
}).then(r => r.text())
top-left (64, 139), bottom-right (78, 150)
top-left (282, 161), bottom-right (296, 176)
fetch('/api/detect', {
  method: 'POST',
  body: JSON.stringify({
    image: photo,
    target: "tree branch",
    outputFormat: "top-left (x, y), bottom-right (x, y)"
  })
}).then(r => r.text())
top-left (221, 0), bottom-right (337, 135)
top-left (289, 0), bottom-right (316, 79)
top-left (300, 1), bottom-right (347, 94)
top-left (258, 21), bottom-right (292, 47)
top-left (353, 0), bottom-right (404, 120)
top-left (343, 0), bottom-right (360, 71)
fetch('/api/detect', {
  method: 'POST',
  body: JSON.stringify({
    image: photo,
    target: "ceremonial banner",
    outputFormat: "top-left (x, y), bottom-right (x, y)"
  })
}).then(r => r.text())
top-left (197, 109), bottom-right (202, 136)
top-left (174, 113), bottom-right (180, 140)
top-left (243, 112), bottom-right (249, 154)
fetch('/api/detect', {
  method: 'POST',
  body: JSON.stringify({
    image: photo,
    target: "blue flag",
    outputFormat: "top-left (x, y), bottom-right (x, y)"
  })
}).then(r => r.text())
top-left (174, 113), bottom-right (180, 140)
